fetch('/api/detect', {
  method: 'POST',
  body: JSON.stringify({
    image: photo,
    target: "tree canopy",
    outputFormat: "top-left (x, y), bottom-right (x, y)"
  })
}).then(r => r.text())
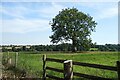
top-left (50, 8), bottom-right (97, 52)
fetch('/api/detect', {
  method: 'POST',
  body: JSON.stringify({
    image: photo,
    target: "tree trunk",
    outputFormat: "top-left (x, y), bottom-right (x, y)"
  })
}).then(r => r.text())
top-left (72, 39), bottom-right (77, 52)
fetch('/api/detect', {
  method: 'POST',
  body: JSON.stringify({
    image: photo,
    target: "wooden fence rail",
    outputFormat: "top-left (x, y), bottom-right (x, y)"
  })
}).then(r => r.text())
top-left (46, 74), bottom-right (64, 80)
top-left (73, 61), bottom-right (117, 71)
top-left (46, 66), bottom-right (63, 73)
top-left (73, 72), bottom-right (112, 80)
top-left (46, 58), bottom-right (65, 63)
top-left (43, 55), bottom-right (120, 80)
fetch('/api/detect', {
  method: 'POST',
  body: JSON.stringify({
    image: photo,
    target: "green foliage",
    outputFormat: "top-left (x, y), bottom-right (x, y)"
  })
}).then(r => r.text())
top-left (2, 47), bottom-right (8, 52)
top-left (50, 8), bottom-right (97, 52)
top-left (12, 46), bottom-right (18, 52)
top-left (94, 44), bottom-right (119, 51)
top-left (89, 48), bottom-right (98, 51)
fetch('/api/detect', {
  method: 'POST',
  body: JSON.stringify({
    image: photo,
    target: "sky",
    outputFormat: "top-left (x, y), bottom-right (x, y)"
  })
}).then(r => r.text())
top-left (0, 0), bottom-right (119, 45)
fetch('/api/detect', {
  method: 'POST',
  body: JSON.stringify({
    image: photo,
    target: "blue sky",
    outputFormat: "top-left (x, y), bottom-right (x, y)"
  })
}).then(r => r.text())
top-left (0, 1), bottom-right (119, 45)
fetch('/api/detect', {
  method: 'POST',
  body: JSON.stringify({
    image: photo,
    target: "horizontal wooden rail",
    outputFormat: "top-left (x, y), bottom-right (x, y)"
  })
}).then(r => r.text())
top-left (46, 58), bottom-right (65, 63)
top-left (73, 72), bottom-right (112, 80)
top-left (46, 66), bottom-right (113, 80)
top-left (46, 74), bottom-right (64, 80)
top-left (46, 66), bottom-right (64, 73)
top-left (73, 61), bottom-right (117, 71)
top-left (46, 58), bottom-right (117, 71)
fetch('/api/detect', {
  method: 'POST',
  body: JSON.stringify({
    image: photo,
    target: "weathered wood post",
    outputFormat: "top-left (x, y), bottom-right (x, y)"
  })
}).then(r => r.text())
top-left (8, 58), bottom-right (12, 65)
top-left (64, 60), bottom-right (73, 80)
top-left (117, 61), bottom-right (120, 80)
top-left (43, 55), bottom-right (46, 80)
top-left (7, 51), bottom-right (9, 62)
top-left (15, 52), bottom-right (18, 67)
top-left (15, 52), bottom-right (18, 79)
top-left (7, 51), bottom-right (9, 59)
top-left (7, 51), bottom-right (11, 65)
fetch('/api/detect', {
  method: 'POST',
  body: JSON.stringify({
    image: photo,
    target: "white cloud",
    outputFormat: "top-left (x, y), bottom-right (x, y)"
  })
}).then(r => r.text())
top-left (1, 2), bottom-right (63, 34)
top-left (95, 7), bottom-right (118, 20)
top-left (77, 2), bottom-right (101, 8)
top-left (39, 2), bottom-right (65, 18)
top-left (70, 2), bottom-right (118, 20)
top-left (1, 19), bottom-right (50, 33)
top-left (1, 2), bottom-right (65, 19)
top-left (1, 2), bottom-right (65, 33)
top-left (1, 5), bottom-right (30, 19)
top-left (40, 2), bottom-right (62, 14)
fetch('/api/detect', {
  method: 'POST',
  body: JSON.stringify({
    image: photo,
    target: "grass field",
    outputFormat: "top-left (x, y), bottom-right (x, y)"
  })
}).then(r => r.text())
top-left (2, 51), bottom-right (118, 79)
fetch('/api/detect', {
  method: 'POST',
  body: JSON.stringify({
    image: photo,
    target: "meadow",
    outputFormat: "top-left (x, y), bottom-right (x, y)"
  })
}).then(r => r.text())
top-left (2, 51), bottom-right (118, 79)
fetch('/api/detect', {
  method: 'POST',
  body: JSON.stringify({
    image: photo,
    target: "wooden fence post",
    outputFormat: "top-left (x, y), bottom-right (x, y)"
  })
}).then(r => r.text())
top-left (8, 58), bottom-right (11, 65)
top-left (7, 51), bottom-right (9, 60)
top-left (15, 52), bottom-right (18, 79)
top-left (64, 60), bottom-right (73, 80)
top-left (8, 51), bottom-right (9, 57)
top-left (117, 61), bottom-right (120, 80)
top-left (15, 52), bottom-right (18, 67)
top-left (7, 51), bottom-right (10, 64)
top-left (43, 55), bottom-right (46, 80)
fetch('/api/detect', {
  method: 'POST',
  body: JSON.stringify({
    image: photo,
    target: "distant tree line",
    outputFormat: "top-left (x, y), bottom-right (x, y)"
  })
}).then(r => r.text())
top-left (91, 44), bottom-right (120, 51)
top-left (1, 44), bottom-right (120, 52)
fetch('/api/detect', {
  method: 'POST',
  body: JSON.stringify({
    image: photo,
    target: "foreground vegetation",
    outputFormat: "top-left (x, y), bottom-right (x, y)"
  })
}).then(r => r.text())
top-left (2, 51), bottom-right (118, 79)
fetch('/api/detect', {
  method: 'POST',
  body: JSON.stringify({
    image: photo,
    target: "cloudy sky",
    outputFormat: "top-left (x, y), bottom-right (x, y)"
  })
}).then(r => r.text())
top-left (0, 0), bottom-right (119, 45)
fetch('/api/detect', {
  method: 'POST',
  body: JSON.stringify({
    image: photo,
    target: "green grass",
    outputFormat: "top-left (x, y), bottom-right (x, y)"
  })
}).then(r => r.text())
top-left (89, 48), bottom-right (98, 51)
top-left (2, 51), bottom-right (118, 79)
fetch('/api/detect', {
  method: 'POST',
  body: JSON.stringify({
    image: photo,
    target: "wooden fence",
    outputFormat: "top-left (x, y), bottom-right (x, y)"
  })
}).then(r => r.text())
top-left (6, 52), bottom-right (18, 67)
top-left (4, 52), bottom-right (19, 78)
top-left (43, 55), bottom-right (120, 80)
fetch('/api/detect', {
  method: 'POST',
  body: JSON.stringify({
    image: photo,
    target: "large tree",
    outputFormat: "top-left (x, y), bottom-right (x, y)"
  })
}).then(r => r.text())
top-left (49, 8), bottom-right (97, 52)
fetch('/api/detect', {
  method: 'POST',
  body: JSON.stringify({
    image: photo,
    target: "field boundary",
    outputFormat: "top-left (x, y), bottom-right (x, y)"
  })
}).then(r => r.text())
top-left (0, 53), bottom-right (3, 79)
top-left (43, 55), bottom-right (120, 80)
